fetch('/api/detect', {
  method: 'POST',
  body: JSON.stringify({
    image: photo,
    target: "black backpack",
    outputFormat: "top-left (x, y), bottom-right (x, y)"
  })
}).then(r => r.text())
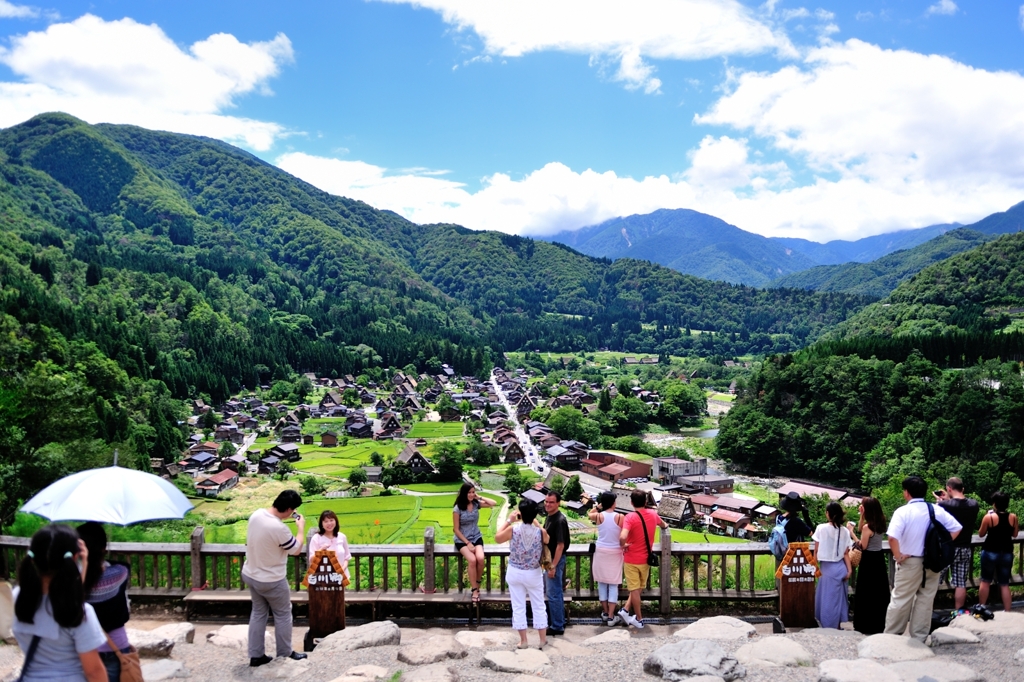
top-left (922, 503), bottom-right (955, 575)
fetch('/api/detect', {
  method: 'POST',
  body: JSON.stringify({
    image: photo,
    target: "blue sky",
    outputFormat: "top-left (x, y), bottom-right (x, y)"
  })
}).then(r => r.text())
top-left (2, 0), bottom-right (1024, 241)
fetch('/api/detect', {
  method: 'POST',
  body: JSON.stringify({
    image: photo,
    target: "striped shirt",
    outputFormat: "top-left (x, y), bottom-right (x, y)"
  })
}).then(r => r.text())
top-left (241, 508), bottom-right (302, 582)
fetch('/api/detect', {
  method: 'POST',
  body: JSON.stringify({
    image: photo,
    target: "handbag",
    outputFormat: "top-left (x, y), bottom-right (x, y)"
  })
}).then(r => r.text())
top-left (847, 527), bottom-right (862, 568)
top-left (104, 633), bottom-right (144, 682)
top-left (636, 511), bottom-right (659, 567)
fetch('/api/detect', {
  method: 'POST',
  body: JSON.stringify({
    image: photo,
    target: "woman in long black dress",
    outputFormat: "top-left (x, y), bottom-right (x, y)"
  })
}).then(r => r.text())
top-left (848, 497), bottom-right (890, 634)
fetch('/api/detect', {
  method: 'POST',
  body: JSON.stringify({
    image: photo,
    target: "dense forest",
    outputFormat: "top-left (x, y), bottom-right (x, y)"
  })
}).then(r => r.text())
top-left (717, 233), bottom-right (1024, 502)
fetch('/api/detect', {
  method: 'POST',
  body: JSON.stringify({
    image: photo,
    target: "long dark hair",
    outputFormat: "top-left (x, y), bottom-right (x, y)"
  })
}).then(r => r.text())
top-left (318, 510), bottom-right (339, 537)
top-left (825, 501), bottom-right (846, 528)
top-left (598, 492), bottom-right (616, 512)
top-left (15, 524), bottom-right (86, 628)
top-left (860, 497), bottom-right (888, 534)
top-left (77, 521), bottom-right (108, 593)
top-left (455, 483), bottom-right (476, 511)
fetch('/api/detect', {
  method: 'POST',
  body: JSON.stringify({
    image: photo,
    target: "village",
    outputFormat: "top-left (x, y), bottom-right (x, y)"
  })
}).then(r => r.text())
top-left (165, 356), bottom-right (863, 546)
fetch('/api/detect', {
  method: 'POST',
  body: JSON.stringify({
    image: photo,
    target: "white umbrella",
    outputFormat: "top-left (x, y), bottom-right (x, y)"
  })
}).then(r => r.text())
top-left (21, 465), bottom-right (195, 525)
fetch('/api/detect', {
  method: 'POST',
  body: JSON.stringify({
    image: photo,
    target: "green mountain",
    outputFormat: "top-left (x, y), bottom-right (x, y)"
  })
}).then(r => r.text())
top-left (716, 231), bottom-right (1024, 495)
top-left (0, 113), bottom-right (877, 521)
top-left (768, 223), bottom-right (960, 265)
top-left (543, 208), bottom-right (819, 286)
top-left (770, 228), bottom-right (994, 298)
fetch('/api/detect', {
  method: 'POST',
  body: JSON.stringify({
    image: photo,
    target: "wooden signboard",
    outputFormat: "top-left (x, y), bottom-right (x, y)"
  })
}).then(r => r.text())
top-left (302, 549), bottom-right (347, 650)
top-left (774, 541), bottom-right (819, 628)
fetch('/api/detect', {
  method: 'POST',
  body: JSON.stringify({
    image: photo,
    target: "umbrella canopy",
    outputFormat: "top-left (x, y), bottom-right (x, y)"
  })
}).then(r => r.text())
top-left (21, 466), bottom-right (195, 525)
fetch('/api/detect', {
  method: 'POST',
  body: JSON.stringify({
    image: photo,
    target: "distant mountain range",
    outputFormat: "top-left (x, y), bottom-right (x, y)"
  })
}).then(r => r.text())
top-left (545, 202), bottom-right (1024, 291)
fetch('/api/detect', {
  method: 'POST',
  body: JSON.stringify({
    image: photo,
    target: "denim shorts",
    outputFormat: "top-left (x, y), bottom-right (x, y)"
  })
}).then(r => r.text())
top-left (979, 550), bottom-right (1013, 586)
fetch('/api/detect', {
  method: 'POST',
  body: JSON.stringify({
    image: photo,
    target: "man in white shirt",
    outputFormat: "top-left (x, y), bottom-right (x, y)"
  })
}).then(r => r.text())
top-left (884, 476), bottom-right (961, 641)
top-left (241, 489), bottom-right (307, 666)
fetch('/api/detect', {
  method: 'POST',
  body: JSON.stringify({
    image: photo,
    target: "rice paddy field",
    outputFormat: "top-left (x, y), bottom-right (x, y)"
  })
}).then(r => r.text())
top-left (405, 422), bottom-right (466, 438)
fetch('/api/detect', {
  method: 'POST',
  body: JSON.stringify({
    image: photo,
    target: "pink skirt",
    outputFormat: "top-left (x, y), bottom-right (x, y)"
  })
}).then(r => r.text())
top-left (592, 545), bottom-right (624, 585)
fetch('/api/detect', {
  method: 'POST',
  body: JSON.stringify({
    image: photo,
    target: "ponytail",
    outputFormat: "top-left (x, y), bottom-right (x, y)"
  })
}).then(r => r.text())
top-left (14, 524), bottom-right (86, 628)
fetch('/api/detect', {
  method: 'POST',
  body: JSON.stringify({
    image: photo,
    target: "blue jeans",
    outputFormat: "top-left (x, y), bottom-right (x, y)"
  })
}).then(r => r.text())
top-left (545, 555), bottom-right (566, 630)
top-left (99, 649), bottom-right (132, 682)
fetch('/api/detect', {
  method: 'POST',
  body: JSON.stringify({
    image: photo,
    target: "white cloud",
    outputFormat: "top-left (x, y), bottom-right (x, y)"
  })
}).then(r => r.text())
top-left (926, 0), bottom-right (957, 16)
top-left (376, 0), bottom-right (795, 94)
top-left (279, 39), bottom-right (1024, 242)
top-left (0, 15), bottom-right (293, 150)
top-left (0, 0), bottom-right (38, 18)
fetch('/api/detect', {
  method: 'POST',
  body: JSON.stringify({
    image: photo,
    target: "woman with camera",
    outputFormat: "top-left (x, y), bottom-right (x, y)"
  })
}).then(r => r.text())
top-left (495, 500), bottom-right (550, 649)
top-left (977, 491), bottom-right (1019, 613)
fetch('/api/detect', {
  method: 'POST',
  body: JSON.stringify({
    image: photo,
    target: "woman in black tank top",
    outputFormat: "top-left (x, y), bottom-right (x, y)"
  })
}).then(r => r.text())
top-left (977, 491), bottom-right (1019, 613)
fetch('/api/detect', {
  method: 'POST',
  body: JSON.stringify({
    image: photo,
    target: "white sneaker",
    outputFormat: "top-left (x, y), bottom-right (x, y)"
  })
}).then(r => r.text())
top-left (635, 618), bottom-right (645, 629)
top-left (600, 612), bottom-right (610, 624)
top-left (619, 609), bottom-right (640, 628)
top-left (607, 615), bottom-right (623, 627)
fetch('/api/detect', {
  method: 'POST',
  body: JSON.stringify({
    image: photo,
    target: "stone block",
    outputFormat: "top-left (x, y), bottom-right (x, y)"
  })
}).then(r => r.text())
top-left (397, 635), bottom-right (467, 665)
top-left (480, 649), bottom-right (551, 674)
top-left (735, 635), bottom-right (813, 667)
top-left (818, 658), bottom-right (902, 682)
top-left (125, 628), bottom-right (175, 658)
top-left (857, 633), bottom-right (934, 661)
top-left (675, 616), bottom-right (756, 641)
top-left (925, 627), bottom-right (980, 647)
top-left (314, 621), bottom-right (402, 655)
top-left (643, 640), bottom-right (745, 681)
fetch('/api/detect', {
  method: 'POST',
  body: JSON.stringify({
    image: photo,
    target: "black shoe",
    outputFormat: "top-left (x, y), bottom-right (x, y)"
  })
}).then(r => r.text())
top-left (283, 652), bottom-right (307, 661)
top-left (548, 628), bottom-right (564, 636)
top-left (249, 655), bottom-right (273, 667)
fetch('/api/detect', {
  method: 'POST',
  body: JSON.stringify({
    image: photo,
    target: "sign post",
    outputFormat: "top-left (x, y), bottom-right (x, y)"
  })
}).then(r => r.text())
top-left (302, 549), bottom-right (347, 651)
top-left (774, 541), bottom-right (819, 628)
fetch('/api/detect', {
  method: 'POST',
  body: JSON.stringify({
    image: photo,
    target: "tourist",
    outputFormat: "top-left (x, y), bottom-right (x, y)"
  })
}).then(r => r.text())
top-left (453, 483), bottom-right (496, 603)
top-left (883, 476), bottom-right (962, 641)
top-left (779, 491), bottom-right (814, 543)
top-left (587, 492), bottom-right (624, 625)
top-left (848, 497), bottom-right (890, 634)
top-left (78, 522), bottom-right (132, 682)
top-left (977, 491), bottom-right (1019, 613)
top-left (307, 510), bottom-right (351, 582)
top-left (618, 489), bottom-right (668, 629)
top-left (935, 477), bottom-right (980, 611)
top-left (543, 490), bottom-right (570, 635)
top-left (495, 499), bottom-right (550, 649)
top-left (241, 489), bottom-right (308, 667)
top-left (812, 502), bottom-right (854, 629)
top-left (12, 524), bottom-right (107, 682)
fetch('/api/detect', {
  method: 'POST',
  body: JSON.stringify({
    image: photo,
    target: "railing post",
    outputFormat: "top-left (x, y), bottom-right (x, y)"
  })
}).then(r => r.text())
top-left (660, 529), bottom-right (672, 616)
top-left (190, 527), bottom-right (206, 590)
top-left (423, 526), bottom-right (435, 593)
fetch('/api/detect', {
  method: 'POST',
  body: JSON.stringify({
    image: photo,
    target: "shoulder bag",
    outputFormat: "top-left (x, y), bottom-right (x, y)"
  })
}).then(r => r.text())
top-left (636, 511), bottom-right (659, 567)
top-left (104, 633), bottom-right (144, 682)
top-left (16, 635), bottom-right (40, 682)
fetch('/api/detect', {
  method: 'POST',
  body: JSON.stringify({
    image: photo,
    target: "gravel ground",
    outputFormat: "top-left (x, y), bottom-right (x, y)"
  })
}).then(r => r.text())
top-left (2, 616), bottom-right (1022, 681)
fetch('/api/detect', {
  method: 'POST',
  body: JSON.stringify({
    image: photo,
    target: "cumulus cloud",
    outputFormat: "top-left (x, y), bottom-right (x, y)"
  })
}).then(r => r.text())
top-left (279, 37), bottom-right (1024, 242)
top-left (0, 0), bottom-right (38, 18)
top-left (375, 0), bottom-right (794, 94)
top-left (0, 14), bottom-right (293, 150)
top-left (926, 0), bottom-right (958, 16)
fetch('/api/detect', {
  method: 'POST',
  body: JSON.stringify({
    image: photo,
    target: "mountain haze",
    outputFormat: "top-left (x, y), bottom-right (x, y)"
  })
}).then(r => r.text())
top-left (769, 223), bottom-right (961, 265)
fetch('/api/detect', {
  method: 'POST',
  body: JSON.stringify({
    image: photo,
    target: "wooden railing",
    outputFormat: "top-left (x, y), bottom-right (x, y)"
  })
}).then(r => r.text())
top-left (2, 528), bottom-right (1021, 616)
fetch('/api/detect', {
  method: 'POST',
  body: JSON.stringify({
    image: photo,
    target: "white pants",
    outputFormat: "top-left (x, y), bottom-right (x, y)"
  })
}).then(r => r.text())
top-left (506, 565), bottom-right (548, 631)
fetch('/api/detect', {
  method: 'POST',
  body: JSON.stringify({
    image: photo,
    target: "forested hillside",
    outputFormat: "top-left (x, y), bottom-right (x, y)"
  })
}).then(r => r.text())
top-left (770, 228), bottom-right (993, 298)
top-left (717, 232), bottom-right (1024, 500)
top-left (0, 113), bottom-right (875, 516)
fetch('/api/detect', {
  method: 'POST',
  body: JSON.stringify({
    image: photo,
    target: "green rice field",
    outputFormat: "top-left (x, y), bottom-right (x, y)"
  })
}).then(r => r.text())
top-left (406, 422), bottom-right (465, 439)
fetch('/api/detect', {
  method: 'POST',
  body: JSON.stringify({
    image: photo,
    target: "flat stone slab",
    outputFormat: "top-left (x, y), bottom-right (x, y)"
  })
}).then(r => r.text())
top-left (1015, 647), bottom-right (1024, 663)
top-left (344, 664), bottom-right (391, 679)
top-left (925, 627), bottom-right (981, 647)
top-left (643, 640), bottom-right (745, 681)
top-left (0, 581), bottom-right (13, 642)
top-left (454, 630), bottom-right (519, 649)
top-left (403, 664), bottom-right (459, 682)
top-left (251, 657), bottom-right (310, 679)
top-left (150, 623), bottom-right (195, 644)
top-left (675, 616), bottom-right (756, 641)
top-left (818, 658), bottom-right (902, 682)
top-left (205, 624), bottom-right (273, 653)
top-left (542, 638), bottom-right (590, 657)
top-left (858, 633), bottom-right (935, 661)
top-left (735, 635), bottom-right (813, 667)
top-left (315, 621), bottom-right (402, 655)
top-left (397, 635), bottom-right (467, 665)
top-left (950, 611), bottom-right (1024, 636)
top-left (480, 649), bottom-right (551, 674)
top-left (125, 628), bottom-right (175, 657)
top-left (887, 660), bottom-right (984, 682)
top-left (140, 660), bottom-right (189, 680)
top-left (583, 629), bottom-right (631, 645)
top-left (510, 677), bottom-right (551, 682)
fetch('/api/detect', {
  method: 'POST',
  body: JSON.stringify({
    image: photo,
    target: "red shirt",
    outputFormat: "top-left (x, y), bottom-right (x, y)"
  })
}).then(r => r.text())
top-left (622, 508), bottom-right (661, 565)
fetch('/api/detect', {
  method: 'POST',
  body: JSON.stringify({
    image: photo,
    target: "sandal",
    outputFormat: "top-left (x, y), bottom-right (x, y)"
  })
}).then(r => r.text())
top-left (471, 587), bottom-right (480, 603)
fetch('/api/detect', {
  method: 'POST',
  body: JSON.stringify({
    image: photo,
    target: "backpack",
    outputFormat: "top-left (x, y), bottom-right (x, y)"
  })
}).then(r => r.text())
top-left (922, 502), bottom-right (956, 574)
top-left (769, 516), bottom-right (790, 560)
